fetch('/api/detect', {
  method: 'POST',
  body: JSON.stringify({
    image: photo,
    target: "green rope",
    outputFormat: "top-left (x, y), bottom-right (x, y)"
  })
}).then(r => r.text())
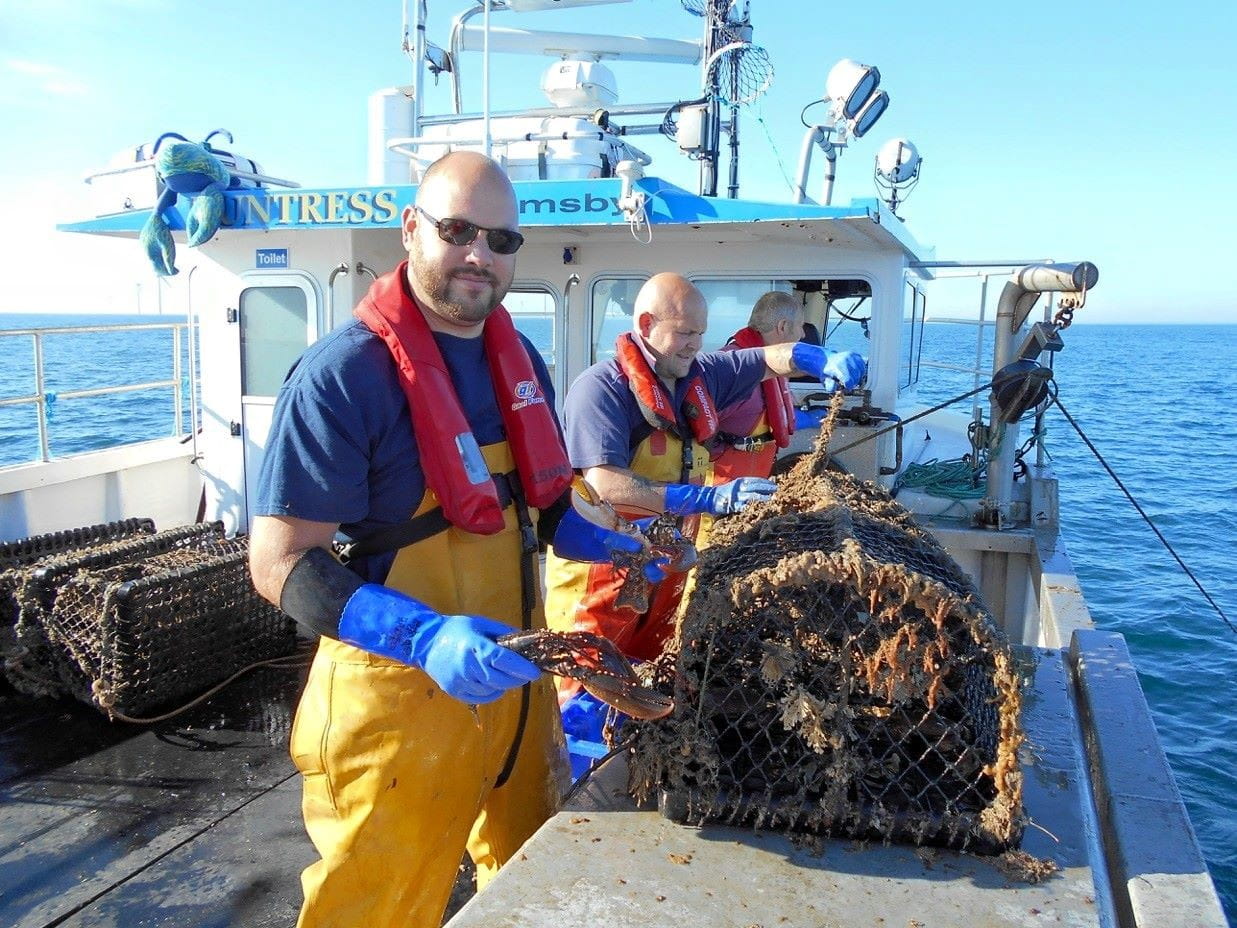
top-left (894, 458), bottom-right (987, 500)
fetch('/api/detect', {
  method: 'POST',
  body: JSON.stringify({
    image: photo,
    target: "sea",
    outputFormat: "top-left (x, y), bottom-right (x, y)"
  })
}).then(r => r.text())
top-left (1, 312), bottom-right (1234, 921)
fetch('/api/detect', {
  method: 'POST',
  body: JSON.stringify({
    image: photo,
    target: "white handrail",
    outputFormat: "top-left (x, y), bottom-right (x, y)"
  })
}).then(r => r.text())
top-left (0, 322), bottom-right (195, 465)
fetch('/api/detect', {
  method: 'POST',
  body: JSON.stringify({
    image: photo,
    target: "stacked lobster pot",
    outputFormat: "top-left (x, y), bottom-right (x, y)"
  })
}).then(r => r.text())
top-left (627, 424), bottom-right (1026, 853)
top-left (1, 520), bottom-right (296, 719)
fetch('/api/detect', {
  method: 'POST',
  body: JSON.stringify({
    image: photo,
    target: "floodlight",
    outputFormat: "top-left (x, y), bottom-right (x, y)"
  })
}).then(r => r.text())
top-left (825, 59), bottom-right (880, 120)
top-left (850, 90), bottom-right (889, 139)
top-left (874, 137), bottom-right (922, 216)
top-left (876, 138), bottom-right (919, 183)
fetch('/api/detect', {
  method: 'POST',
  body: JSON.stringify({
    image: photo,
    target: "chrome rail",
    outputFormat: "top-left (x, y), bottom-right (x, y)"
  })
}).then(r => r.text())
top-left (0, 321), bottom-right (194, 464)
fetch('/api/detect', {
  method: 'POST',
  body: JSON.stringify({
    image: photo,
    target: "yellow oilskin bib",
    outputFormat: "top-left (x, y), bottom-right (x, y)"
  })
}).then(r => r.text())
top-left (544, 430), bottom-right (713, 673)
top-left (291, 442), bottom-right (570, 928)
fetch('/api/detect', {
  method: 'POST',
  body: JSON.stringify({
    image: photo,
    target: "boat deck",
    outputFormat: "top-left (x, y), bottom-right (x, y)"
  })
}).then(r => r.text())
top-left (2, 636), bottom-right (1222, 927)
top-left (0, 666), bottom-right (313, 928)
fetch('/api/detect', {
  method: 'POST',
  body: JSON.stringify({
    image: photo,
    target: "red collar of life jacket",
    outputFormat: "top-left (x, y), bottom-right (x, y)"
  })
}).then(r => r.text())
top-left (726, 326), bottom-right (795, 448)
top-left (614, 332), bottom-right (719, 443)
top-left (354, 262), bottom-right (571, 535)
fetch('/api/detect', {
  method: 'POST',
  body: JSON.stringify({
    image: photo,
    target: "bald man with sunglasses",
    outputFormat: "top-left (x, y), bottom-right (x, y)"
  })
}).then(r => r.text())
top-left (249, 152), bottom-right (640, 928)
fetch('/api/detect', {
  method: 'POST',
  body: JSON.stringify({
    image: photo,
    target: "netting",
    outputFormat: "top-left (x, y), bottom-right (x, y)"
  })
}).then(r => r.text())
top-left (706, 41), bottom-right (774, 108)
top-left (627, 401), bottom-right (1025, 853)
top-left (1, 518), bottom-right (156, 630)
top-left (4, 522), bottom-right (295, 718)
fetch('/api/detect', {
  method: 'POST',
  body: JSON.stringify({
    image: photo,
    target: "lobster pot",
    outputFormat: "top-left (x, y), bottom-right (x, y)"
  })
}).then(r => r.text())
top-left (0, 518), bottom-right (156, 632)
top-left (7, 524), bottom-right (294, 717)
top-left (629, 466), bottom-right (1025, 854)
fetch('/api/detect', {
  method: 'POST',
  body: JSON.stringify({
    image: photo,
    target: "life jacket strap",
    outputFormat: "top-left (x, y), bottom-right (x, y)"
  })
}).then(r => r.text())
top-left (334, 470), bottom-right (518, 563)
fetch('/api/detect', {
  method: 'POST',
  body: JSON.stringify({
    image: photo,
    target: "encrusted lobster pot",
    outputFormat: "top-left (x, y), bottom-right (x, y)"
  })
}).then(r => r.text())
top-left (6, 523), bottom-right (295, 717)
top-left (0, 517), bottom-right (155, 631)
top-left (628, 460), bottom-right (1025, 854)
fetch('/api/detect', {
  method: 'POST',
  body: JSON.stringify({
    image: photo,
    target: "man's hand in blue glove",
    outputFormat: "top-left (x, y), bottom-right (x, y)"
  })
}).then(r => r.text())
top-left (664, 477), bottom-right (777, 516)
top-left (552, 507), bottom-right (668, 583)
top-left (791, 342), bottom-right (867, 392)
top-left (337, 584), bottom-right (539, 703)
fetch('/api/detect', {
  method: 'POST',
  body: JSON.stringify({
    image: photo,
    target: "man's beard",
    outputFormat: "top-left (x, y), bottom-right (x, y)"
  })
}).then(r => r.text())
top-left (411, 236), bottom-right (511, 324)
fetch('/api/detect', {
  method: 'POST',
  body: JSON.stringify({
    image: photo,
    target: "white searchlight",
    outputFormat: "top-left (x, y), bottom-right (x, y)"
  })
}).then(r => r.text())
top-left (850, 90), bottom-right (889, 139)
top-left (825, 59), bottom-right (881, 120)
top-left (874, 137), bottom-right (922, 217)
top-left (793, 58), bottom-right (892, 206)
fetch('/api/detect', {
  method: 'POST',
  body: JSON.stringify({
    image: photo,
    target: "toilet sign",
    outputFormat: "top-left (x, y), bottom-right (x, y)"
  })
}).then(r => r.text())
top-left (255, 248), bottom-right (289, 269)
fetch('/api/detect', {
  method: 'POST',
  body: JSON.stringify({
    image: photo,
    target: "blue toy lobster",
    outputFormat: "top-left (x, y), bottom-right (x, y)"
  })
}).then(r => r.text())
top-left (140, 130), bottom-right (241, 277)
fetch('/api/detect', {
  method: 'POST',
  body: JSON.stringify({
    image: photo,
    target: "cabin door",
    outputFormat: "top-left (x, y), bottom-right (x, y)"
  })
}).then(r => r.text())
top-left (235, 273), bottom-right (321, 531)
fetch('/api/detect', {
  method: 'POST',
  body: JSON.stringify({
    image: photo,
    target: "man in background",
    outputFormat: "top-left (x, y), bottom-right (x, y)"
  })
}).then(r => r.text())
top-left (713, 290), bottom-right (808, 481)
top-left (543, 273), bottom-right (865, 773)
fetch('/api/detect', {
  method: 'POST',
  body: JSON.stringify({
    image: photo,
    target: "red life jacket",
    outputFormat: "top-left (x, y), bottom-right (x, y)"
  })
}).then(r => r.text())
top-left (726, 326), bottom-right (795, 448)
top-left (354, 262), bottom-right (572, 535)
top-left (613, 332), bottom-right (720, 444)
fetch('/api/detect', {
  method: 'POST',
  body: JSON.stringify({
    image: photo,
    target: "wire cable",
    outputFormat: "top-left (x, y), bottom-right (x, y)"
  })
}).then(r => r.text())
top-left (1050, 387), bottom-right (1235, 635)
top-left (828, 381), bottom-right (993, 458)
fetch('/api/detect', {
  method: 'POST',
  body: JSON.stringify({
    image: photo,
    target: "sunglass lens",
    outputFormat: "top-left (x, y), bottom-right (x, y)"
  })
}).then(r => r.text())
top-left (438, 218), bottom-right (479, 247)
top-left (486, 230), bottom-right (524, 255)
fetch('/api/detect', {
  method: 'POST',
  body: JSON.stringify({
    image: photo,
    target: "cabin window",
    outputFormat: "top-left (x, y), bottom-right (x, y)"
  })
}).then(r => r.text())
top-left (589, 276), bottom-right (876, 372)
top-left (902, 281), bottom-right (926, 389)
top-left (589, 277), bottom-right (647, 363)
top-left (239, 286), bottom-right (309, 397)
top-left (505, 288), bottom-right (557, 392)
top-left (691, 278), bottom-right (873, 360)
top-left (693, 279), bottom-right (794, 351)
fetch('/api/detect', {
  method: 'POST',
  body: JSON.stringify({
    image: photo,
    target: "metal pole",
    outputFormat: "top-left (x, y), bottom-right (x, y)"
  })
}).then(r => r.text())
top-left (33, 333), bottom-right (50, 462)
top-left (411, 0), bottom-right (425, 140)
top-left (172, 325), bottom-right (183, 436)
top-left (482, 0), bottom-right (491, 158)
top-left (727, 97), bottom-right (740, 198)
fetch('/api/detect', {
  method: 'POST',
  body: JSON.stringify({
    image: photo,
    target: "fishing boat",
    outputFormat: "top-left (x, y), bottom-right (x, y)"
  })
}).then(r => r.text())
top-left (0, 1), bottom-right (1227, 925)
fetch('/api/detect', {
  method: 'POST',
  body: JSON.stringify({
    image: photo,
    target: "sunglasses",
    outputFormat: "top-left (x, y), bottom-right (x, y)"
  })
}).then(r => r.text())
top-left (415, 206), bottom-right (525, 255)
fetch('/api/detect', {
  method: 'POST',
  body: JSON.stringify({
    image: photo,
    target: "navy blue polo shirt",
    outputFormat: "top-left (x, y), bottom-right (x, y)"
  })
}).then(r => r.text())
top-left (255, 318), bottom-right (556, 580)
top-left (563, 348), bottom-right (768, 469)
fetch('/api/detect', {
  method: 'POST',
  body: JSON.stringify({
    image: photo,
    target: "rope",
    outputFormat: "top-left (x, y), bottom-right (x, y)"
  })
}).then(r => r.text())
top-left (107, 646), bottom-right (314, 724)
top-left (895, 459), bottom-right (985, 500)
top-left (1050, 387), bottom-right (1236, 636)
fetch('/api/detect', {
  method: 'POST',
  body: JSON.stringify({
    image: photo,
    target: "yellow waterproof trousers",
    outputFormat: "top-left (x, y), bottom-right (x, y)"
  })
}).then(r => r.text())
top-left (291, 442), bottom-right (569, 928)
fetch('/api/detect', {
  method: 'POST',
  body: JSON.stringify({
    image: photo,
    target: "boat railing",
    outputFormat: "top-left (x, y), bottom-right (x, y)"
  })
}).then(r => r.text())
top-left (0, 321), bottom-right (197, 465)
top-left (913, 262), bottom-right (1060, 420)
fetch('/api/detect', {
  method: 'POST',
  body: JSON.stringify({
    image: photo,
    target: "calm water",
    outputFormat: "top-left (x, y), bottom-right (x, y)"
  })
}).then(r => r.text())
top-left (1, 314), bottom-right (1234, 919)
top-left (0, 313), bottom-right (195, 463)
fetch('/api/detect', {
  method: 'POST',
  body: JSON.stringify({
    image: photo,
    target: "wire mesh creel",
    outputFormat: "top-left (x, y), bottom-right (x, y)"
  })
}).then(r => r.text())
top-left (4, 521), bottom-right (296, 718)
top-left (627, 452), bottom-right (1025, 854)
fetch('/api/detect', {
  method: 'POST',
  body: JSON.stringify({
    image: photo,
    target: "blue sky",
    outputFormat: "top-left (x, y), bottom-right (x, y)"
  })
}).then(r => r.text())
top-left (2, 0), bottom-right (1235, 322)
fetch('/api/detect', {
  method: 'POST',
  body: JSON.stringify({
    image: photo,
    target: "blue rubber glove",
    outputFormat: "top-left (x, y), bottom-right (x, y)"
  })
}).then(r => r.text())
top-left (337, 584), bottom-right (540, 703)
top-left (663, 477), bottom-right (777, 516)
top-left (791, 342), bottom-right (867, 391)
top-left (552, 507), bottom-right (667, 583)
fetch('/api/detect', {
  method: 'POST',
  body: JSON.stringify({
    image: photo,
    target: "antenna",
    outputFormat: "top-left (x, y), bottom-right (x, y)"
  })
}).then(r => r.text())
top-left (874, 138), bottom-right (922, 217)
top-left (680, 0), bottom-right (769, 197)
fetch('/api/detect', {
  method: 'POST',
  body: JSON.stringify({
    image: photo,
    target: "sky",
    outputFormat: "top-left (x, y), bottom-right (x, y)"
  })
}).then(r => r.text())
top-left (1, 0), bottom-right (1235, 323)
